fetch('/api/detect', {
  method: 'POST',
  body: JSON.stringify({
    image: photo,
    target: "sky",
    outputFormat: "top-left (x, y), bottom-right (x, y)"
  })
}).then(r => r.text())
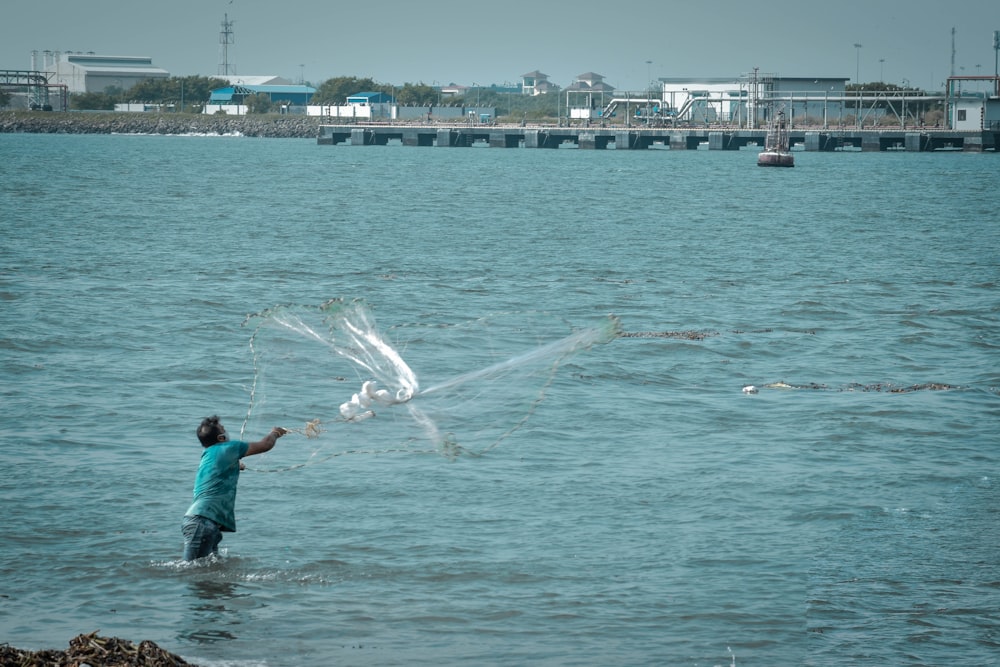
top-left (2, 0), bottom-right (998, 92)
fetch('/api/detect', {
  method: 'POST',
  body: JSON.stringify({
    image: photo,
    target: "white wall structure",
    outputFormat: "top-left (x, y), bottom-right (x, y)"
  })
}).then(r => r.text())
top-left (951, 97), bottom-right (986, 130)
top-left (307, 105), bottom-right (374, 119)
top-left (203, 104), bottom-right (247, 115)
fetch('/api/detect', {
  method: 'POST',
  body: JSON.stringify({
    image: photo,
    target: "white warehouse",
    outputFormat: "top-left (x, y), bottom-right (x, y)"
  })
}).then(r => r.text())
top-left (31, 51), bottom-right (170, 94)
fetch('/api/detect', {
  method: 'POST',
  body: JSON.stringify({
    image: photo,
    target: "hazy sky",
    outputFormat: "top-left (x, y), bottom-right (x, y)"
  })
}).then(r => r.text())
top-left (3, 0), bottom-right (998, 91)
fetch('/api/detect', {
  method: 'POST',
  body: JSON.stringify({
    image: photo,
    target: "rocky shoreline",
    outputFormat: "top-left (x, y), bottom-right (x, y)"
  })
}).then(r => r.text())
top-left (0, 110), bottom-right (322, 138)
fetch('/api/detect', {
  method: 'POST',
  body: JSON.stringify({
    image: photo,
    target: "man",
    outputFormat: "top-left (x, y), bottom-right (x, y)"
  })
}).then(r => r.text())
top-left (182, 415), bottom-right (287, 561)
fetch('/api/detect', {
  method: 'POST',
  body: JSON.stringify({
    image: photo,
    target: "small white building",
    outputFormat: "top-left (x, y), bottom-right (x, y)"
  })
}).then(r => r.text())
top-left (521, 71), bottom-right (558, 96)
top-left (564, 72), bottom-right (616, 119)
top-left (32, 51), bottom-right (169, 94)
top-left (947, 76), bottom-right (1000, 131)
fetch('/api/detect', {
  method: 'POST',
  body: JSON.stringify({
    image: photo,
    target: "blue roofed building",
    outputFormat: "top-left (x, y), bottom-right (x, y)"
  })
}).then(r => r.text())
top-left (346, 91), bottom-right (396, 105)
top-left (206, 80), bottom-right (317, 115)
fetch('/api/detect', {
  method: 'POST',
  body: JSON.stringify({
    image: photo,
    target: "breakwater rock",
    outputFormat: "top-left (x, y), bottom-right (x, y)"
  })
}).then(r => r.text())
top-left (0, 111), bottom-right (323, 138)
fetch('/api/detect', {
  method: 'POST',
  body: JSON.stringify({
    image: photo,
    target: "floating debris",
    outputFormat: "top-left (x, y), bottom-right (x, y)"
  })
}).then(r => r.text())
top-left (752, 381), bottom-right (958, 393)
top-left (621, 328), bottom-right (792, 340)
top-left (762, 381), bottom-right (829, 390)
top-left (621, 330), bottom-right (719, 340)
top-left (850, 382), bottom-right (958, 393)
top-left (0, 631), bottom-right (197, 667)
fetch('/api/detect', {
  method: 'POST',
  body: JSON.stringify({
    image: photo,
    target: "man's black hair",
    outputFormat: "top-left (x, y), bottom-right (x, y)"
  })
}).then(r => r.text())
top-left (197, 415), bottom-right (224, 447)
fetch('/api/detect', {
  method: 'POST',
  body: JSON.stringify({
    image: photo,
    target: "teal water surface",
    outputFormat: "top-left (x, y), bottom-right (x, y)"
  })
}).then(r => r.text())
top-left (1, 133), bottom-right (998, 666)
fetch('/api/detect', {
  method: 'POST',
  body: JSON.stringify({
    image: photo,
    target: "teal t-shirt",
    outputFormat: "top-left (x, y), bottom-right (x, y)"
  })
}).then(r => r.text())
top-left (185, 440), bottom-right (250, 532)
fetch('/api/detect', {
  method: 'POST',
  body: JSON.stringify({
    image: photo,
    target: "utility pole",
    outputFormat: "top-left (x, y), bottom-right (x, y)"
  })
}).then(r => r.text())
top-left (990, 30), bottom-right (1000, 99)
top-left (645, 60), bottom-right (652, 125)
top-left (950, 27), bottom-right (956, 78)
top-left (994, 30), bottom-right (999, 80)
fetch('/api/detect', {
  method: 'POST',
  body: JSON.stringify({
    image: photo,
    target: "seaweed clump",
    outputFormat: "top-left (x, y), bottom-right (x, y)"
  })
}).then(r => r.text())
top-left (0, 631), bottom-right (197, 666)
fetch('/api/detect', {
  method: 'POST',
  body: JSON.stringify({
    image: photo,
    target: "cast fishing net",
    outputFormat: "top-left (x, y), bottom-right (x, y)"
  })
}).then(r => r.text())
top-left (239, 299), bottom-right (620, 470)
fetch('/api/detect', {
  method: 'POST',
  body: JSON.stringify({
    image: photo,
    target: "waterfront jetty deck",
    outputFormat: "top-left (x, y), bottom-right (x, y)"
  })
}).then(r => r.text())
top-left (319, 124), bottom-right (997, 152)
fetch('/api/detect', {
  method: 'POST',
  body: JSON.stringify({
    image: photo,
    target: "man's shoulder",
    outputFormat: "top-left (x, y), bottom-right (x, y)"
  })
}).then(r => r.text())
top-left (229, 439), bottom-right (250, 456)
top-left (204, 440), bottom-right (249, 459)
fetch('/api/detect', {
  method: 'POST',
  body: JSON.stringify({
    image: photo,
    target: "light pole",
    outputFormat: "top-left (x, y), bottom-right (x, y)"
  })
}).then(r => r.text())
top-left (879, 58), bottom-right (885, 83)
top-left (645, 60), bottom-right (652, 124)
top-left (994, 30), bottom-right (999, 81)
top-left (854, 43), bottom-right (863, 127)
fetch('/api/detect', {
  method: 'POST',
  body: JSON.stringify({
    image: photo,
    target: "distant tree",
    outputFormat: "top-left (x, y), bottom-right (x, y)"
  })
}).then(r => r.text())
top-left (846, 81), bottom-right (920, 93)
top-left (495, 90), bottom-right (559, 122)
top-left (923, 108), bottom-right (945, 126)
top-left (128, 76), bottom-right (229, 109)
top-left (70, 91), bottom-right (115, 110)
top-left (312, 76), bottom-right (379, 105)
top-left (244, 93), bottom-right (273, 114)
top-left (845, 80), bottom-right (935, 121)
top-left (0, 88), bottom-right (11, 108)
top-left (127, 78), bottom-right (167, 101)
top-left (397, 83), bottom-right (437, 106)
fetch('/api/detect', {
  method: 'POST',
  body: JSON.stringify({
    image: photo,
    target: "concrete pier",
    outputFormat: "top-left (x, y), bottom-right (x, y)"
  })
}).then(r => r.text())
top-left (319, 123), bottom-right (997, 152)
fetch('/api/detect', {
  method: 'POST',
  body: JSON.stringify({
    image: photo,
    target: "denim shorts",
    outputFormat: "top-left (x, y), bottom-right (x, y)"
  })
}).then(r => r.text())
top-left (182, 514), bottom-right (224, 561)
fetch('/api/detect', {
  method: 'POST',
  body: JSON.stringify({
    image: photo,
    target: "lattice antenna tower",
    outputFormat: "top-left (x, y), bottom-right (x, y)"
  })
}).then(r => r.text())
top-left (218, 12), bottom-right (236, 76)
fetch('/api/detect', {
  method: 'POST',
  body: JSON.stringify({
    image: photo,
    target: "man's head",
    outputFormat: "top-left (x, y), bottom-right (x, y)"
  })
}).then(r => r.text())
top-left (197, 415), bottom-right (228, 447)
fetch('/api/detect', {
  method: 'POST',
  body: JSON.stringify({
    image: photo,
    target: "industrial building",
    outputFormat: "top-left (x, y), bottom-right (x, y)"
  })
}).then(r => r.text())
top-left (580, 74), bottom-right (854, 127)
top-left (657, 74), bottom-right (850, 125)
top-left (0, 50), bottom-right (169, 110)
top-left (31, 51), bottom-right (169, 94)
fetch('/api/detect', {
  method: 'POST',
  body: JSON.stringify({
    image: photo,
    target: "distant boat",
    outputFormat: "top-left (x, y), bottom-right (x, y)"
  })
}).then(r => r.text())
top-left (757, 110), bottom-right (794, 167)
